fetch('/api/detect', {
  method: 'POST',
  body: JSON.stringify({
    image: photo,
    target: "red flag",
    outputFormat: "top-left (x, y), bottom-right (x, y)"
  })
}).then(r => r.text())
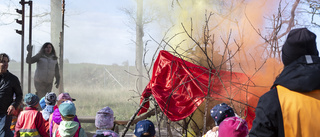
top-left (138, 50), bottom-right (256, 128)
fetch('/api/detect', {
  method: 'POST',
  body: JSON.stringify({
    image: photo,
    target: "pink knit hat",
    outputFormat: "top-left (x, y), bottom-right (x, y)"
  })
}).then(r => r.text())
top-left (218, 116), bottom-right (248, 137)
top-left (58, 93), bottom-right (75, 101)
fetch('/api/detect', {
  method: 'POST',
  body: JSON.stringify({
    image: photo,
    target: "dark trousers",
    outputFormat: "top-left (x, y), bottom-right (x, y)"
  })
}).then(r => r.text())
top-left (0, 114), bottom-right (13, 137)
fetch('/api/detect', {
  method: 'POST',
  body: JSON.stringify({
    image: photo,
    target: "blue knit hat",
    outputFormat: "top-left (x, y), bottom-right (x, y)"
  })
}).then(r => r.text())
top-left (210, 103), bottom-right (235, 126)
top-left (24, 93), bottom-right (39, 107)
top-left (134, 120), bottom-right (155, 137)
top-left (59, 100), bottom-right (76, 117)
top-left (39, 97), bottom-right (46, 109)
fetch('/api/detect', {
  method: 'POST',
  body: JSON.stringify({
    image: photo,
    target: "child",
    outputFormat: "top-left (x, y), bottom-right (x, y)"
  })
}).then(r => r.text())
top-left (52, 100), bottom-right (86, 137)
top-left (133, 120), bottom-right (155, 137)
top-left (93, 106), bottom-right (118, 137)
top-left (42, 92), bottom-right (57, 120)
top-left (49, 93), bottom-right (81, 137)
top-left (54, 93), bottom-right (76, 110)
top-left (40, 96), bottom-right (47, 110)
top-left (218, 116), bottom-right (248, 137)
top-left (203, 103), bottom-right (235, 137)
top-left (42, 92), bottom-right (57, 133)
top-left (14, 93), bottom-right (49, 137)
top-left (10, 102), bottom-right (23, 134)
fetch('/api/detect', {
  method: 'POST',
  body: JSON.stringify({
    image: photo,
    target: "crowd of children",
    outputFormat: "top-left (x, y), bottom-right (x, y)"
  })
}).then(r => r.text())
top-left (10, 92), bottom-right (247, 137)
top-left (10, 92), bottom-right (123, 137)
top-left (10, 92), bottom-right (85, 137)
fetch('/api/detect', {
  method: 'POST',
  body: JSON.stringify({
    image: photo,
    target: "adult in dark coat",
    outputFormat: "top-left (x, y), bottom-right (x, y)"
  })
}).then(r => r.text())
top-left (0, 53), bottom-right (23, 137)
top-left (249, 28), bottom-right (320, 137)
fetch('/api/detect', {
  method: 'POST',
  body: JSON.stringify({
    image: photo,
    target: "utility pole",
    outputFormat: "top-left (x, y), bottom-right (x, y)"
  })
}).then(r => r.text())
top-left (27, 1), bottom-right (33, 94)
top-left (16, 0), bottom-right (33, 93)
top-left (15, 0), bottom-right (25, 90)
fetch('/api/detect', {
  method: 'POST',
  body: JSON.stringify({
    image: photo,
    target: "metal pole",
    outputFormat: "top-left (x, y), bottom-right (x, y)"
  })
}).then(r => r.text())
top-left (20, 0), bottom-right (25, 90)
top-left (27, 1), bottom-right (32, 93)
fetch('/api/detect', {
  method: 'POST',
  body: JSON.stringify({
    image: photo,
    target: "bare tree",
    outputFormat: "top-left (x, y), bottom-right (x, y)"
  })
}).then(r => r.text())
top-left (122, 0), bottom-right (320, 137)
top-left (136, 0), bottom-right (144, 93)
top-left (121, 0), bottom-right (158, 94)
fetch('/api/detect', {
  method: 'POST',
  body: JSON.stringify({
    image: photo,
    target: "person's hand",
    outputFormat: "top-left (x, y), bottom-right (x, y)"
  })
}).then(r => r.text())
top-left (55, 79), bottom-right (60, 88)
top-left (212, 126), bottom-right (219, 132)
top-left (7, 105), bottom-right (16, 115)
top-left (27, 44), bottom-right (33, 52)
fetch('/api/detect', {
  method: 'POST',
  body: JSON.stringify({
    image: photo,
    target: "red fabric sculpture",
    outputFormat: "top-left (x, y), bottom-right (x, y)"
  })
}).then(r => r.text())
top-left (138, 50), bottom-right (257, 128)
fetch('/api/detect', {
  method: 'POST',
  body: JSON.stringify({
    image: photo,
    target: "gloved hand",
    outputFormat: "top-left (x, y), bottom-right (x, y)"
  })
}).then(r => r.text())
top-left (27, 44), bottom-right (33, 53)
top-left (55, 79), bottom-right (60, 88)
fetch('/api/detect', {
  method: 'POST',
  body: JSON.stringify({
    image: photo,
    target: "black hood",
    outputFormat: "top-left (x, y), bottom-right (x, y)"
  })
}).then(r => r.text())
top-left (273, 55), bottom-right (320, 92)
top-left (281, 28), bottom-right (318, 66)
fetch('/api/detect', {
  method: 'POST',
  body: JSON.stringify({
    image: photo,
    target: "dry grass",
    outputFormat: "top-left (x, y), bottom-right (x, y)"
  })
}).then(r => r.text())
top-left (9, 62), bottom-right (143, 132)
top-left (64, 85), bottom-right (140, 132)
top-left (66, 86), bottom-right (138, 118)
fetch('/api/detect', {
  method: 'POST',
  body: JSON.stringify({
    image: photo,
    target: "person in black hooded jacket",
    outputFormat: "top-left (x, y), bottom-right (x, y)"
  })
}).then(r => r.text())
top-left (249, 28), bottom-right (320, 137)
top-left (0, 53), bottom-right (23, 137)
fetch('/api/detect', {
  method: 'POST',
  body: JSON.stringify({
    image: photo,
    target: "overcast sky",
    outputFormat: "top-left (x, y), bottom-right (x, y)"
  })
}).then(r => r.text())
top-left (1, 0), bottom-right (319, 66)
top-left (0, 0), bottom-right (139, 65)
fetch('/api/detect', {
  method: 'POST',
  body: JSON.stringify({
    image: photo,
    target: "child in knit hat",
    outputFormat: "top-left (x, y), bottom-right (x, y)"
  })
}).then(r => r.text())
top-left (42, 92), bottom-right (57, 120)
top-left (42, 92), bottom-right (57, 133)
top-left (14, 93), bottom-right (49, 137)
top-left (40, 96), bottom-right (47, 110)
top-left (52, 100), bottom-right (87, 137)
top-left (94, 106), bottom-right (119, 137)
top-left (133, 120), bottom-right (155, 137)
top-left (49, 92), bottom-right (81, 137)
top-left (203, 103), bottom-right (236, 137)
top-left (218, 116), bottom-right (248, 137)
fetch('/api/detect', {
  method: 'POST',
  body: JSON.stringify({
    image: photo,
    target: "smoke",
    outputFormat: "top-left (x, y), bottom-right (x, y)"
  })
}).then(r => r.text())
top-left (145, 0), bottom-right (285, 122)
top-left (148, 0), bottom-right (282, 82)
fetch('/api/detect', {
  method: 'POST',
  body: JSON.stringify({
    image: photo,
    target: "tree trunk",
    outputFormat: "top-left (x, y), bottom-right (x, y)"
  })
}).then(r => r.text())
top-left (51, 0), bottom-right (63, 93)
top-left (50, 0), bottom-right (61, 51)
top-left (136, 0), bottom-right (143, 92)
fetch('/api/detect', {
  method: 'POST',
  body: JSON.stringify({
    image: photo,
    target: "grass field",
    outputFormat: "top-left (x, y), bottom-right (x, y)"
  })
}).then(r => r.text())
top-left (9, 61), bottom-right (148, 132)
top-left (67, 86), bottom-right (140, 132)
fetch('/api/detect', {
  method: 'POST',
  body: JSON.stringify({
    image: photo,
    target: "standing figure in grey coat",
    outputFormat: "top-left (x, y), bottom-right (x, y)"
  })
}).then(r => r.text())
top-left (27, 42), bottom-right (60, 98)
